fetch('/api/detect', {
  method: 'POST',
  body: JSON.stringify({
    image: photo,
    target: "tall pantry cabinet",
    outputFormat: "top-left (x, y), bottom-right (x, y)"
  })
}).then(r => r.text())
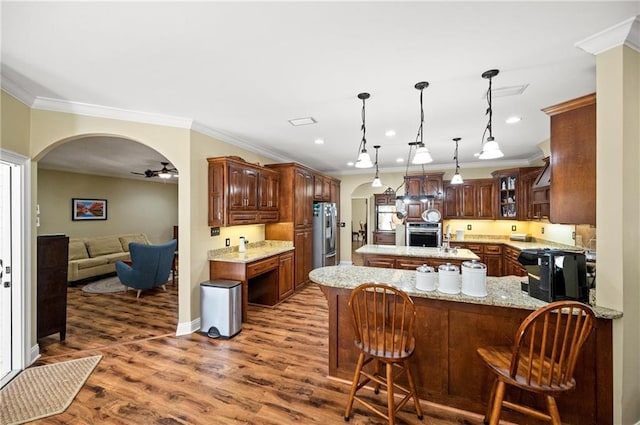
top-left (265, 163), bottom-right (339, 290)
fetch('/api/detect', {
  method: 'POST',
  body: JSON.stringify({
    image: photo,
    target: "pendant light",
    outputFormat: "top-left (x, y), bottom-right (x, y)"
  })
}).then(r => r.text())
top-left (355, 92), bottom-right (373, 168)
top-left (479, 69), bottom-right (504, 160)
top-left (411, 82), bottom-right (433, 164)
top-left (371, 145), bottom-right (383, 187)
top-left (451, 137), bottom-right (464, 185)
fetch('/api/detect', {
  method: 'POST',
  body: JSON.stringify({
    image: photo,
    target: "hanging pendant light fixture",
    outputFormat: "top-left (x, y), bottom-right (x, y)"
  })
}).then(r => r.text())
top-left (371, 145), bottom-right (383, 187)
top-left (479, 69), bottom-right (504, 160)
top-left (354, 92), bottom-right (373, 168)
top-left (451, 137), bottom-right (464, 185)
top-left (412, 81), bottom-right (433, 165)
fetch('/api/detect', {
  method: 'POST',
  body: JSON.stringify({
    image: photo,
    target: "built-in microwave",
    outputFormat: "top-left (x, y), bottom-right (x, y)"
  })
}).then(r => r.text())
top-left (406, 222), bottom-right (442, 248)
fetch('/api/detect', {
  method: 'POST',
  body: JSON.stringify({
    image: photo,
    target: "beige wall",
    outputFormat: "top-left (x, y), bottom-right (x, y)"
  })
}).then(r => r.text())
top-left (1, 92), bottom-right (31, 156)
top-left (37, 169), bottom-right (178, 242)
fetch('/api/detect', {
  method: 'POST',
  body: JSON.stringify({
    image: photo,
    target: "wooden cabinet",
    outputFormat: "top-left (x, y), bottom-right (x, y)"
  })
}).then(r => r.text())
top-left (362, 253), bottom-right (467, 270)
top-left (362, 255), bottom-right (396, 269)
top-left (492, 170), bottom-right (519, 219)
top-left (519, 166), bottom-right (545, 220)
top-left (207, 157), bottom-right (280, 226)
top-left (210, 250), bottom-right (295, 322)
top-left (455, 242), bottom-right (503, 276)
top-left (266, 163), bottom-right (340, 289)
top-left (313, 174), bottom-right (331, 201)
top-left (294, 228), bottom-right (313, 289)
top-left (542, 93), bottom-right (596, 225)
top-left (259, 171), bottom-right (279, 212)
top-left (228, 163), bottom-right (258, 210)
top-left (402, 173), bottom-right (443, 222)
top-left (37, 235), bottom-right (69, 340)
top-left (503, 245), bottom-right (526, 277)
top-left (373, 191), bottom-right (397, 245)
top-left (330, 178), bottom-right (340, 204)
top-left (278, 251), bottom-right (294, 300)
top-left (372, 231), bottom-right (395, 245)
top-left (491, 168), bottom-right (546, 220)
top-left (404, 173), bottom-right (443, 198)
top-left (294, 168), bottom-right (314, 227)
top-left (443, 179), bottom-right (494, 219)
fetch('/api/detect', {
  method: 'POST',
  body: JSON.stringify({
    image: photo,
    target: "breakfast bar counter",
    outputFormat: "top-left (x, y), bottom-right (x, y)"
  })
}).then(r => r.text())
top-left (309, 265), bottom-right (620, 425)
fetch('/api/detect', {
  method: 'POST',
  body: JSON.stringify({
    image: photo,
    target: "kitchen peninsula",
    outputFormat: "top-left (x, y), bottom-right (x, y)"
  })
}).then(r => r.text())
top-left (355, 244), bottom-right (479, 269)
top-left (310, 265), bottom-right (621, 425)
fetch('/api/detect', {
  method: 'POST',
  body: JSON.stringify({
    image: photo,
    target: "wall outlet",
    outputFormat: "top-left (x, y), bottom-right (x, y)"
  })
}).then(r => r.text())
top-left (467, 224), bottom-right (472, 231)
top-left (511, 225), bottom-right (517, 232)
top-left (225, 238), bottom-right (230, 247)
top-left (572, 231), bottom-right (576, 240)
top-left (541, 227), bottom-right (545, 234)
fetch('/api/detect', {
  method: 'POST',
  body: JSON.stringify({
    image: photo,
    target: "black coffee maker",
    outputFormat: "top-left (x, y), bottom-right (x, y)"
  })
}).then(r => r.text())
top-left (517, 249), bottom-right (589, 303)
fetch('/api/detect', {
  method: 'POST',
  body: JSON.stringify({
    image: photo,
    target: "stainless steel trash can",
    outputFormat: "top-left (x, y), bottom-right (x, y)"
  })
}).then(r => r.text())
top-left (200, 280), bottom-right (242, 338)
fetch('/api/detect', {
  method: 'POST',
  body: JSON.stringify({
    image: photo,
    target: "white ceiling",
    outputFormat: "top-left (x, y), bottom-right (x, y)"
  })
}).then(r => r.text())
top-left (2, 2), bottom-right (638, 179)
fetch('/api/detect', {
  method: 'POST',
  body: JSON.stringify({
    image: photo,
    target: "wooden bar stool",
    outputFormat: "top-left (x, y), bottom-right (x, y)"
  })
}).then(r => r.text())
top-left (477, 300), bottom-right (595, 425)
top-left (344, 283), bottom-right (423, 424)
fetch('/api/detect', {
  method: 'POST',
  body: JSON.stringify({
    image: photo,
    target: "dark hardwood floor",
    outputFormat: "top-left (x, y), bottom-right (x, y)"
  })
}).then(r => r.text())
top-left (31, 276), bottom-right (487, 424)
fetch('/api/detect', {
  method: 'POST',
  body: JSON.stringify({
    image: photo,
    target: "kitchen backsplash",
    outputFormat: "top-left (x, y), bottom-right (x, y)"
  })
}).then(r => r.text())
top-left (444, 219), bottom-right (581, 247)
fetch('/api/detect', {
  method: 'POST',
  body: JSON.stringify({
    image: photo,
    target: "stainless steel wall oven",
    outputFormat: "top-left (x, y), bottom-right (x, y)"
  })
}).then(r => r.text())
top-left (406, 222), bottom-right (442, 247)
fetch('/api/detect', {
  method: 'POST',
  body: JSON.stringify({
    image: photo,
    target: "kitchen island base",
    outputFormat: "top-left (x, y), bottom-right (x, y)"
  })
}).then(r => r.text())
top-left (318, 284), bottom-right (613, 425)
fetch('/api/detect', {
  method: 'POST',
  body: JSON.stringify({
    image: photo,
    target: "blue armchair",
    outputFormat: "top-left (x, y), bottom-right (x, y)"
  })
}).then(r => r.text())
top-left (115, 240), bottom-right (177, 298)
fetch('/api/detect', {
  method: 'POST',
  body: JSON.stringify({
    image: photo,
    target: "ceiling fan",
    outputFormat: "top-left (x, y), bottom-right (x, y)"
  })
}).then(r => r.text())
top-left (131, 162), bottom-right (178, 179)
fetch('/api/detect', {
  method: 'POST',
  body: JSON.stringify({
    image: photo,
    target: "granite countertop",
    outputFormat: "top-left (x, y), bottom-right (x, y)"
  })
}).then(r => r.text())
top-left (448, 236), bottom-right (579, 251)
top-left (208, 240), bottom-right (294, 263)
top-left (355, 245), bottom-right (480, 261)
top-left (309, 265), bottom-right (622, 320)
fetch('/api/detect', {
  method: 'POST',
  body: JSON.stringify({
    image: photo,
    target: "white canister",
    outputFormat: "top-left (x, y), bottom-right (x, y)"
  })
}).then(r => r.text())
top-left (415, 264), bottom-right (436, 291)
top-left (437, 263), bottom-right (460, 294)
top-left (456, 230), bottom-right (465, 241)
top-left (461, 260), bottom-right (487, 297)
top-left (238, 236), bottom-right (246, 253)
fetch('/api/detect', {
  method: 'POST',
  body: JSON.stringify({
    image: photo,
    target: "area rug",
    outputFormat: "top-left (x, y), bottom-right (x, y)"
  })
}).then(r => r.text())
top-left (81, 276), bottom-right (126, 293)
top-left (0, 355), bottom-right (102, 425)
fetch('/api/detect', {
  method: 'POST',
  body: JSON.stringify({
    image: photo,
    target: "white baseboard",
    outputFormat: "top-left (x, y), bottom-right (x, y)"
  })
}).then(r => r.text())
top-left (29, 344), bottom-right (40, 366)
top-left (176, 317), bottom-right (201, 336)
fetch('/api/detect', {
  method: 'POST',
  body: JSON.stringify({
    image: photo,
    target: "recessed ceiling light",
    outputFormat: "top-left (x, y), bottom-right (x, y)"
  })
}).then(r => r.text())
top-left (473, 152), bottom-right (480, 157)
top-left (314, 138), bottom-right (324, 144)
top-left (288, 117), bottom-right (317, 126)
top-left (347, 161), bottom-right (355, 166)
top-left (506, 116), bottom-right (521, 124)
top-left (396, 158), bottom-right (404, 163)
top-left (385, 130), bottom-right (396, 137)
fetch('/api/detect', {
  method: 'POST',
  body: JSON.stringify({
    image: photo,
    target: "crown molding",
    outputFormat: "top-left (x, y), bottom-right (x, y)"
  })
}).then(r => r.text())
top-left (31, 96), bottom-right (194, 129)
top-left (1, 75), bottom-right (37, 106)
top-left (575, 15), bottom-right (640, 55)
top-left (190, 121), bottom-right (293, 164)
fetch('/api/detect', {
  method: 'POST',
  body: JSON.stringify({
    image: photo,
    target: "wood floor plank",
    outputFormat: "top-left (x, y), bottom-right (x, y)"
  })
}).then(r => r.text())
top-left (29, 278), bottom-right (486, 424)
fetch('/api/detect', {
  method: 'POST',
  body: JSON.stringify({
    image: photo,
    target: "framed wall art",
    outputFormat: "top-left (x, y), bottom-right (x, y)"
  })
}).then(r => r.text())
top-left (72, 198), bottom-right (107, 221)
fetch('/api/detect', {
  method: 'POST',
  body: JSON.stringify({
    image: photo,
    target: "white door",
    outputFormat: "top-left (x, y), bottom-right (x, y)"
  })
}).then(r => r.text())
top-left (0, 161), bottom-right (13, 382)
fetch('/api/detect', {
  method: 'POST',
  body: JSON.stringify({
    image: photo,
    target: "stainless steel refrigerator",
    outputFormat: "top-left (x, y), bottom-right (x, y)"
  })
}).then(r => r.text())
top-left (313, 202), bottom-right (337, 268)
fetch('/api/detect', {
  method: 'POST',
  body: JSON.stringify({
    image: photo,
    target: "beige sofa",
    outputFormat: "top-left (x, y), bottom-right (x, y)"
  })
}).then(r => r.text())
top-left (68, 233), bottom-right (150, 282)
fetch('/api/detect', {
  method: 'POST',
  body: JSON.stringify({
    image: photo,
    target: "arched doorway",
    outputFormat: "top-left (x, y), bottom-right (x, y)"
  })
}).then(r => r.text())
top-left (35, 135), bottom-right (179, 358)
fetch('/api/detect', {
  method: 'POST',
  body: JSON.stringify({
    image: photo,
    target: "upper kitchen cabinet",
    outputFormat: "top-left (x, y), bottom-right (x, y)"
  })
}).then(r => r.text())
top-left (443, 179), bottom-right (494, 219)
top-left (207, 156), bottom-right (280, 227)
top-left (492, 169), bottom-right (519, 219)
top-left (542, 93), bottom-right (596, 225)
top-left (313, 174), bottom-right (331, 202)
top-left (403, 173), bottom-right (444, 222)
top-left (404, 173), bottom-right (444, 198)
